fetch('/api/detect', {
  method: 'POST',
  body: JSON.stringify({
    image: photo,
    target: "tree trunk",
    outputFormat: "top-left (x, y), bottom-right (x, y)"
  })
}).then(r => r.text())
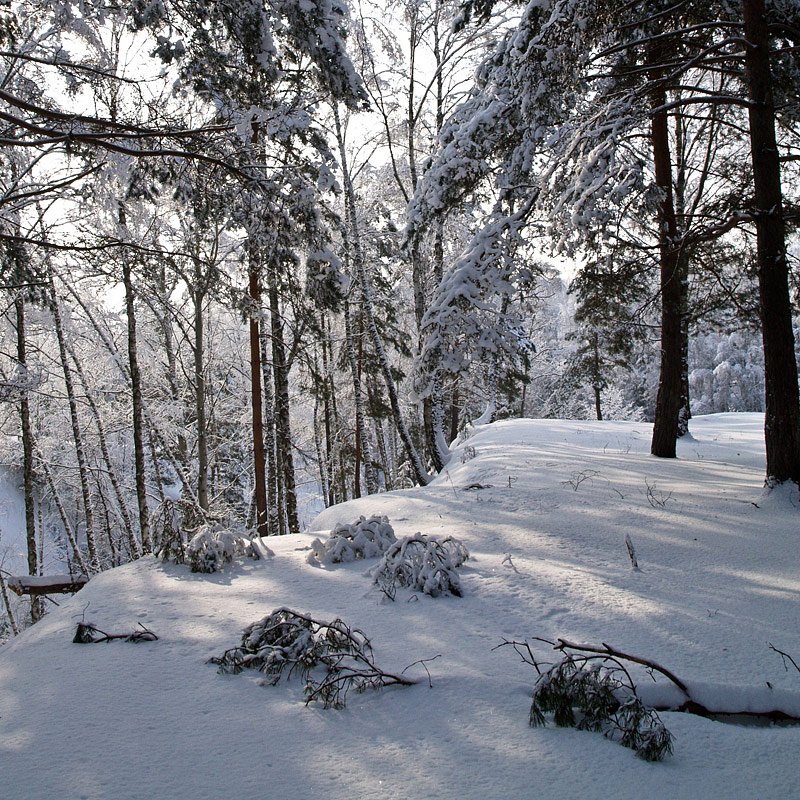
top-left (122, 258), bottom-right (153, 552)
top-left (742, 0), bottom-right (800, 484)
top-left (678, 305), bottom-right (691, 438)
top-left (192, 288), bottom-right (210, 512)
top-left (14, 295), bottom-right (44, 622)
top-left (343, 298), bottom-right (377, 496)
top-left (33, 440), bottom-right (89, 574)
top-left (592, 332), bottom-right (603, 421)
top-left (649, 71), bottom-right (685, 459)
top-left (332, 104), bottom-right (430, 485)
top-left (268, 276), bottom-right (299, 533)
top-left (319, 319), bottom-right (336, 506)
top-left (48, 280), bottom-right (101, 572)
top-left (66, 341), bottom-right (141, 559)
top-left (259, 325), bottom-right (281, 533)
top-left (248, 249), bottom-right (270, 537)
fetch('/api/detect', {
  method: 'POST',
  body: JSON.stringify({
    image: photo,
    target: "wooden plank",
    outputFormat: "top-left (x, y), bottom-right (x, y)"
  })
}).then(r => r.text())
top-left (7, 574), bottom-right (90, 597)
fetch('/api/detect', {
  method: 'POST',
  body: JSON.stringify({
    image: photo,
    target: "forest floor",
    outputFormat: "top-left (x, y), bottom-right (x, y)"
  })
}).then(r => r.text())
top-left (1, 413), bottom-right (799, 799)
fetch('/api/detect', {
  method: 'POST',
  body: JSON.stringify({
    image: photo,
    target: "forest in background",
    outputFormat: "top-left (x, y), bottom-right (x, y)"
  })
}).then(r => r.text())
top-left (0, 0), bottom-right (798, 633)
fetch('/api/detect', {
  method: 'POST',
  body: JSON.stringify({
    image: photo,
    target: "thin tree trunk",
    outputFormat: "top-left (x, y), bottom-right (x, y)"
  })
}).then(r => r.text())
top-left (122, 254), bottom-right (152, 552)
top-left (343, 298), bottom-right (375, 496)
top-left (248, 248), bottom-right (269, 537)
top-left (449, 384), bottom-right (461, 443)
top-left (268, 277), bottom-right (299, 533)
top-left (34, 441), bottom-right (89, 574)
top-left (593, 332), bottom-right (603, 422)
top-left (192, 289), bottom-right (210, 512)
top-left (742, 0), bottom-right (800, 484)
top-left (673, 113), bottom-right (692, 438)
top-left (48, 279), bottom-right (101, 571)
top-left (66, 340), bottom-right (141, 559)
top-left (259, 325), bottom-right (281, 534)
top-left (0, 564), bottom-right (20, 635)
top-left (319, 319), bottom-right (336, 506)
top-left (14, 295), bottom-right (44, 621)
top-left (332, 104), bottom-right (430, 485)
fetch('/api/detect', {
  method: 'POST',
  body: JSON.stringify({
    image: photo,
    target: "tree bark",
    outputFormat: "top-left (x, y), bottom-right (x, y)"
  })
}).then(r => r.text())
top-left (742, 0), bottom-right (800, 484)
top-left (192, 287), bottom-right (210, 512)
top-left (649, 70), bottom-right (685, 459)
top-left (14, 295), bottom-right (44, 622)
top-left (67, 341), bottom-right (140, 559)
top-left (122, 257), bottom-right (153, 552)
top-left (332, 104), bottom-right (430, 486)
top-left (248, 249), bottom-right (270, 537)
top-left (48, 279), bottom-right (101, 571)
top-left (258, 324), bottom-right (282, 533)
top-left (268, 275), bottom-right (299, 533)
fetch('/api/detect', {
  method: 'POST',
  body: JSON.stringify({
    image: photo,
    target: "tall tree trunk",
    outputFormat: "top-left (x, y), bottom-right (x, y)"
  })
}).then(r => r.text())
top-left (678, 305), bottom-right (691, 437)
top-left (192, 289), bottom-right (210, 512)
top-left (259, 325), bottom-right (281, 534)
top-left (248, 248), bottom-right (269, 537)
top-left (742, 0), bottom-right (800, 484)
top-left (319, 319), bottom-right (336, 506)
top-left (334, 128), bottom-right (378, 496)
top-left (343, 298), bottom-right (375, 496)
top-left (0, 565), bottom-right (19, 636)
top-left (34, 440), bottom-right (89, 574)
top-left (48, 279), bottom-right (101, 572)
top-left (15, 295), bottom-right (44, 622)
top-left (592, 332), bottom-right (603, 422)
top-left (673, 113), bottom-right (692, 438)
top-left (649, 70), bottom-right (685, 459)
top-left (332, 104), bottom-right (430, 485)
top-left (66, 341), bottom-right (141, 559)
top-left (268, 276), bottom-right (299, 533)
top-left (122, 258), bottom-right (152, 552)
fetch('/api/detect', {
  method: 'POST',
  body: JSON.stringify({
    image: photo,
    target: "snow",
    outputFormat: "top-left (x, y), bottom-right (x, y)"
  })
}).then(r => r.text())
top-left (2, 413), bottom-right (800, 799)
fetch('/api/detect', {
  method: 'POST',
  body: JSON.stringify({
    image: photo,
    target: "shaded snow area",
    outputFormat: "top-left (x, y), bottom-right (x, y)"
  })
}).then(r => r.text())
top-left (2, 414), bottom-right (799, 799)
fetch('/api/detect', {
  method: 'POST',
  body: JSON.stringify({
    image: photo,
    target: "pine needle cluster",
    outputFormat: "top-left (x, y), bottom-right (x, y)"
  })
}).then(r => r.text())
top-left (530, 657), bottom-right (673, 761)
top-left (372, 534), bottom-right (469, 600)
top-left (209, 608), bottom-right (413, 708)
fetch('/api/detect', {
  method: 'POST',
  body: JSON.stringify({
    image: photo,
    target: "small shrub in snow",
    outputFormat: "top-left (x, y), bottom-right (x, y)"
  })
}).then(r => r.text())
top-left (372, 534), bottom-right (469, 600)
top-left (187, 528), bottom-right (255, 573)
top-left (530, 659), bottom-right (673, 761)
top-left (209, 607), bottom-right (414, 708)
top-left (307, 515), bottom-right (396, 566)
top-left (503, 639), bottom-right (673, 762)
top-left (72, 622), bottom-right (158, 644)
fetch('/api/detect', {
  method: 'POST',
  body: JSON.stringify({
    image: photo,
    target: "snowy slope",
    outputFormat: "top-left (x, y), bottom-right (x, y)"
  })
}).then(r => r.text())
top-left (1, 414), bottom-right (799, 800)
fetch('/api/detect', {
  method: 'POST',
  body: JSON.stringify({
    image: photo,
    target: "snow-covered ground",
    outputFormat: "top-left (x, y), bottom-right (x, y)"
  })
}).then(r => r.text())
top-left (1, 413), bottom-right (799, 799)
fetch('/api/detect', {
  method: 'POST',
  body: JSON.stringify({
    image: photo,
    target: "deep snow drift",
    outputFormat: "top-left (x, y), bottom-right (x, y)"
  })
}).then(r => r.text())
top-left (1, 414), bottom-right (799, 800)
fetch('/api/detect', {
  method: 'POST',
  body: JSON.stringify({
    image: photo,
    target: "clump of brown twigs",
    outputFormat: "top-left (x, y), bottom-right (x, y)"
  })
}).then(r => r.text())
top-left (73, 622), bottom-right (159, 644)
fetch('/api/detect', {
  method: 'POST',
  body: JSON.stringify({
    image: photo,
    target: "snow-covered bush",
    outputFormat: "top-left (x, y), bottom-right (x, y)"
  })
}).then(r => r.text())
top-left (187, 528), bottom-right (254, 573)
top-left (209, 607), bottom-right (414, 708)
top-left (307, 515), bottom-right (396, 566)
top-left (530, 657), bottom-right (673, 761)
top-left (504, 639), bottom-right (674, 762)
top-left (372, 534), bottom-right (469, 599)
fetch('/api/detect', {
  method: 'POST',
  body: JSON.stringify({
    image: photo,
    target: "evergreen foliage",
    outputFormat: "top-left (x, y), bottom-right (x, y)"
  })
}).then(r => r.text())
top-left (503, 638), bottom-right (675, 762)
top-left (372, 534), bottom-right (469, 599)
top-left (209, 607), bottom-right (414, 708)
top-left (530, 658), bottom-right (673, 761)
top-left (157, 527), bottom-right (260, 574)
top-left (307, 515), bottom-right (397, 565)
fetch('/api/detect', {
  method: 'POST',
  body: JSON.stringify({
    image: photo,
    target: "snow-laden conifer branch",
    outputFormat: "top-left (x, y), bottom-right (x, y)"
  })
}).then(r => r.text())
top-left (210, 608), bottom-right (417, 709)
